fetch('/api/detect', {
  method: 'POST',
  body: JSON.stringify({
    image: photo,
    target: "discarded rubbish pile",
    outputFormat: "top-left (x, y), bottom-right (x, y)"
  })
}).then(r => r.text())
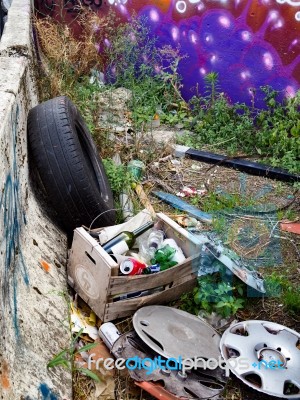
top-left (101, 306), bottom-right (228, 399)
top-left (67, 210), bottom-right (300, 399)
top-left (27, 97), bottom-right (299, 399)
top-left (70, 304), bottom-right (300, 399)
top-left (67, 210), bottom-right (201, 322)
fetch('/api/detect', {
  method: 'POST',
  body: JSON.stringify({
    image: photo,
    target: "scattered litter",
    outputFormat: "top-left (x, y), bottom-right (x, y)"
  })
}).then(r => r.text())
top-left (191, 164), bottom-right (202, 171)
top-left (170, 159), bottom-right (181, 166)
top-left (109, 306), bottom-right (228, 399)
top-left (158, 154), bottom-right (172, 162)
top-left (176, 186), bottom-right (207, 198)
top-left (99, 322), bottom-right (121, 349)
top-left (280, 222), bottom-right (300, 235)
top-left (71, 302), bottom-right (98, 341)
top-left (173, 215), bottom-right (200, 228)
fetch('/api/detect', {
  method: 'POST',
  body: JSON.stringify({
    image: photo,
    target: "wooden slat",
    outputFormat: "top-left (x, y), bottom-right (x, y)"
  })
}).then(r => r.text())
top-left (108, 253), bottom-right (201, 295)
top-left (104, 274), bottom-right (197, 321)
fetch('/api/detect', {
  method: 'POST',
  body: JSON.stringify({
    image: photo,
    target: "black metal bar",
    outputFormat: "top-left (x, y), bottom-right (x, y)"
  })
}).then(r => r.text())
top-left (186, 149), bottom-right (299, 183)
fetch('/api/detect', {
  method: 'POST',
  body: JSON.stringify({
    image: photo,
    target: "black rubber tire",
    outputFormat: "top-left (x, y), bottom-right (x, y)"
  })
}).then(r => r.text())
top-left (27, 96), bottom-right (116, 232)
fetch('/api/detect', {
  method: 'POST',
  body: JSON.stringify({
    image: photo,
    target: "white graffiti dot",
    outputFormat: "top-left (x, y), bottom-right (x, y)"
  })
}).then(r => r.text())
top-left (176, 1), bottom-right (187, 13)
top-left (189, 31), bottom-right (198, 44)
top-left (295, 10), bottom-right (300, 19)
top-left (188, 0), bottom-right (201, 3)
top-left (108, 0), bottom-right (115, 4)
top-left (241, 30), bottom-right (251, 41)
top-left (171, 26), bottom-right (179, 41)
top-left (241, 70), bottom-right (251, 80)
top-left (205, 34), bottom-right (213, 43)
top-left (150, 9), bottom-right (160, 21)
top-left (263, 52), bottom-right (274, 70)
top-left (274, 19), bottom-right (284, 27)
top-left (219, 16), bottom-right (231, 28)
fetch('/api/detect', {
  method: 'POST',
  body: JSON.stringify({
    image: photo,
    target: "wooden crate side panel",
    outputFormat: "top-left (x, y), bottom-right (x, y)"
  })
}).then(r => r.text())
top-left (104, 275), bottom-right (197, 321)
top-left (67, 228), bottom-right (116, 320)
top-left (156, 212), bottom-right (200, 257)
top-left (108, 254), bottom-right (201, 296)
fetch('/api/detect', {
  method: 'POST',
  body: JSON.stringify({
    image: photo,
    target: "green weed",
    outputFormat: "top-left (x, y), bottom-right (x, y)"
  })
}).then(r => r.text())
top-left (47, 328), bottom-right (100, 382)
top-left (179, 272), bottom-right (245, 318)
top-left (102, 158), bottom-right (134, 196)
top-left (177, 73), bottom-right (300, 173)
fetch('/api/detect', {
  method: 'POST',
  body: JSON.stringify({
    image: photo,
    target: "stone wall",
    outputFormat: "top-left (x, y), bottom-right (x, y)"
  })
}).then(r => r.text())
top-left (0, 0), bottom-right (72, 398)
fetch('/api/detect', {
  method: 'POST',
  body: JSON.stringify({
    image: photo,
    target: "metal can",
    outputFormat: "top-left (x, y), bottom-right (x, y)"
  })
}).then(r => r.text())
top-left (120, 258), bottom-right (147, 275)
top-left (143, 264), bottom-right (161, 274)
top-left (99, 322), bottom-right (121, 350)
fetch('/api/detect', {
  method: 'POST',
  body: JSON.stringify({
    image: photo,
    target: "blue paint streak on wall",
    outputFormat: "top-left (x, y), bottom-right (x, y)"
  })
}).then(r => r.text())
top-left (39, 383), bottom-right (59, 400)
top-left (23, 384), bottom-right (59, 400)
top-left (0, 104), bottom-right (29, 338)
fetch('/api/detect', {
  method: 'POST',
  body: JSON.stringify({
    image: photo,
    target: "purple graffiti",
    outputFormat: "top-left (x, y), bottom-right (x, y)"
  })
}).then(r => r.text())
top-left (137, 2), bottom-right (300, 106)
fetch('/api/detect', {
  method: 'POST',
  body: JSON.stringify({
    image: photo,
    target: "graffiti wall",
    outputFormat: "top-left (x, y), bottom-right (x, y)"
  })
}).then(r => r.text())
top-left (35, 0), bottom-right (300, 106)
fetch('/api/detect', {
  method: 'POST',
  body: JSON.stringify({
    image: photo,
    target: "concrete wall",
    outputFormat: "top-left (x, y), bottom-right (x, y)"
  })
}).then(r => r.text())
top-left (35, 0), bottom-right (300, 107)
top-left (0, 0), bottom-right (72, 398)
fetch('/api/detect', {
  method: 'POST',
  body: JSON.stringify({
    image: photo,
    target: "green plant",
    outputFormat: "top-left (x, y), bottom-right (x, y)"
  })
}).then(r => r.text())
top-left (265, 272), bottom-right (289, 297)
top-left (47, 328), bottom-right (100, 382)
top-left (265, 271), bottom-right (300, 316)
top-left (177, 73), bottom-right (300, 173)
top-left (283, 287), bottom-right (300, 316)
top-left (178, 291), bottom-right (199, 315)
top-left (201, 192), bottom-right (255, 213)
top-left (179, 273), bottom-right (245, 318)
top-left (102, 158), bottom-right (135, 197)
top-left (103, 18), bottom-right (186, 129)
top-left (194, 277), bottom-right (245, 317)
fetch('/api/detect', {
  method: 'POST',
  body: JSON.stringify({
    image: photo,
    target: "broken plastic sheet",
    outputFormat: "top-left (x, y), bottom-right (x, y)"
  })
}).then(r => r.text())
top-left (212, 207), bottom-right (282, 269)
top-left (189, 206), bottom-right (282, 293)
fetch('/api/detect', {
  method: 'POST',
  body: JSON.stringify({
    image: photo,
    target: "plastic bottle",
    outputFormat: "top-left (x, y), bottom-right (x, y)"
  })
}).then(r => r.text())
top-left (139, 229), bottom-right (164, 263)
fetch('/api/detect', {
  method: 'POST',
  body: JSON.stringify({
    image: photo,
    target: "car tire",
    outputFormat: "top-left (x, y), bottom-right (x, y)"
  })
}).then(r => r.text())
top-left (27, 96), bottom-right (115, 232)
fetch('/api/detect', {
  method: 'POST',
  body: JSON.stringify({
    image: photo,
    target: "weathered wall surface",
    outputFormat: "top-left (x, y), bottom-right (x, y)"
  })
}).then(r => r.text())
top-left (0, 0), bottom-right (71, 398)
top-left (35, 0), bottom-right (300, 107)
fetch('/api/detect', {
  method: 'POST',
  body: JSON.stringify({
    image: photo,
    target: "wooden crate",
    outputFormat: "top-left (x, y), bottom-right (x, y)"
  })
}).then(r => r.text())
top-left (67, 213), bottom-right (201, 322)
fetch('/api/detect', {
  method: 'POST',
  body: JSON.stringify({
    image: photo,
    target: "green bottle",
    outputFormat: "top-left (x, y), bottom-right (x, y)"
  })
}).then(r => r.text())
top-left (102, 221), bottom-right (154, 255)
top-left (151, 244), bottom-right (178, 271)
